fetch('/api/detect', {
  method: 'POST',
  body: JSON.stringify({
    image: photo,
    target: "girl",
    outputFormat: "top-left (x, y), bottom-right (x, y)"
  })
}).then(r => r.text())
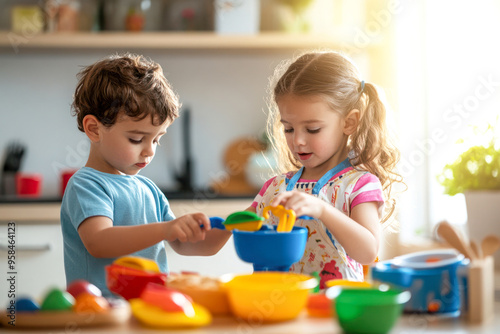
top-left (248, 51), bottom-right (401, 288)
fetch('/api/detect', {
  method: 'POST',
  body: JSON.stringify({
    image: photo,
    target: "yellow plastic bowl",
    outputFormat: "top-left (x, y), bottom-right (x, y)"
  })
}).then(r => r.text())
top-left (221, 272), bottom-right (317, 322)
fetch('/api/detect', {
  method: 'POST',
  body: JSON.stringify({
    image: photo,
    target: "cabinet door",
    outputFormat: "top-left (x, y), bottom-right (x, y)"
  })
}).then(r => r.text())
top-left (0, 223), bottom-right (65, 303)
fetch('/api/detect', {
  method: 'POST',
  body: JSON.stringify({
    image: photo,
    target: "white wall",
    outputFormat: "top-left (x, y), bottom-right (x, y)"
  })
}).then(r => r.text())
top-left (0, 50), bottom-right (294, 197)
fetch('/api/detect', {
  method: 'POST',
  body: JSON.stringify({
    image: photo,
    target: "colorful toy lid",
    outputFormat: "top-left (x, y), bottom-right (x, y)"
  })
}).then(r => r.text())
top-left (224, 211), bottom-right (263, 225)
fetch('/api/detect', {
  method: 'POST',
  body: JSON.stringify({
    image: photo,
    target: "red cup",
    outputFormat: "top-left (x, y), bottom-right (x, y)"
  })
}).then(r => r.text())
top-left (61, 169), bottom-right (77, 196)
top-left (16, 173), bottom-right (42, 197)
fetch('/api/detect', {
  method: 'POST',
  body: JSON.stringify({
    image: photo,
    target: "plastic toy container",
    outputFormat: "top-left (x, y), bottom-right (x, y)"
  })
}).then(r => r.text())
top-left (327, 286), bottom-right (410, 334)
top-left (371, 249), bottom-right (467, 315)
top-left (105, 264), bottom-right (167, 300)
top-left (232, 225), bottom-right (307, 271)
top-left (221, 272), bottom-right (317, 322)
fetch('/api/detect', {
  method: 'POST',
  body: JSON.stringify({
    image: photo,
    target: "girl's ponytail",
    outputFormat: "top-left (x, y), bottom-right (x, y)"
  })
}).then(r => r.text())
top-left (350, 82), bottom-right (402, 225)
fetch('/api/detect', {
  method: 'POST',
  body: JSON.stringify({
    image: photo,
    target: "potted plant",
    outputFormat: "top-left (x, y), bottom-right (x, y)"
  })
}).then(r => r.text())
top-left (438, 120), bottom-right (500, 266)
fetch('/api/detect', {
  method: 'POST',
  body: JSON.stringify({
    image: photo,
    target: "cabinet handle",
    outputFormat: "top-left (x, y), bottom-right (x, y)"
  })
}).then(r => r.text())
top-left (0, 244), bottom-right (51, 252)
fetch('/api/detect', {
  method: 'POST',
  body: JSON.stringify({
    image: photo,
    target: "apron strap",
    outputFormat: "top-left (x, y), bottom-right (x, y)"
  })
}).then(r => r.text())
top-left (311, 158), bottom-right (351, 195)
top-left (286, 167), bottom-right (304, 192)
top-left (286, 159), bottom-right (351, 195)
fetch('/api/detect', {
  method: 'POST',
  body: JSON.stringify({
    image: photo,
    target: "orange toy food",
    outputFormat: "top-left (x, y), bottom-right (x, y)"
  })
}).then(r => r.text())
top-left (73, 293), bottom-right (110, 313)
top-left (306, 293), bottom-right (332, 317)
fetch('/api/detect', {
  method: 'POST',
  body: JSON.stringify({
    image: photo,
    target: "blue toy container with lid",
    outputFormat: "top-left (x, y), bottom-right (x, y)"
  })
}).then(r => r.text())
top-left (371, 249), bottom-right (469, 316)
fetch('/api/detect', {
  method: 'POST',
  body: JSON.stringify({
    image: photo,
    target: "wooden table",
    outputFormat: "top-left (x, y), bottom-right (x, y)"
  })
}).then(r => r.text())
top-left (2, 302), bottom-right (500, 334)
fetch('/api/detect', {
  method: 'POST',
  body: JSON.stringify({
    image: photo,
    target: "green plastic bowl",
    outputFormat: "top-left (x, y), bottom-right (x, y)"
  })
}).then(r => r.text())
top-left (326, 286), bottom-right (410, 334)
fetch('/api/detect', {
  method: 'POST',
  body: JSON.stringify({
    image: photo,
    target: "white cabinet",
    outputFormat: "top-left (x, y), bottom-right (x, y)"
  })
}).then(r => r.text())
top-left (0, 221), bottom-right (65, 304)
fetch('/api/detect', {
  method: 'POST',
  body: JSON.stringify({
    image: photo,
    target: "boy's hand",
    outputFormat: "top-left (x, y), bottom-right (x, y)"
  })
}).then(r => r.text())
top-left (163, 213), bottom-right (211, 242)
top-left (271, 191), bottom-right (326, 219)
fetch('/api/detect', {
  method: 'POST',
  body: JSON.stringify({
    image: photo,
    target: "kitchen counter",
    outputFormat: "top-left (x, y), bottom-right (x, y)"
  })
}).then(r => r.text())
top-left (0, 197), bottom-right (253, 223)
top-left (0, 190), bottom-right (253, 203)
top-left (2, 305), bottom-right (500, 334)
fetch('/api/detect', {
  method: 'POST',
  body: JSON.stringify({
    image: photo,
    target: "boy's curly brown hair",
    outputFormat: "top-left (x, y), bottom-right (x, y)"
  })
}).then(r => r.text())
top-left (72, 53), bottom-right (180, 131)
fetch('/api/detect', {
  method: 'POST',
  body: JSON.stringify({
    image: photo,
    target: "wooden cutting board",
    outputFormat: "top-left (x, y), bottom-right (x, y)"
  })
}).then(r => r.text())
top-left (211, 137), bottom-right (265, 195)
top-left (0, 299), bottom-right (130, 329)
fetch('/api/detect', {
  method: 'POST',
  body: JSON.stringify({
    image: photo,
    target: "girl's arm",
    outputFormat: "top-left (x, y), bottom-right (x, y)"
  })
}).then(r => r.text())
top-left (272, 191), bottom-right (380, 265)
top-left (319, 201), bottom-right (380, 264)
top-left (77, 213), bottom-right (212, 258)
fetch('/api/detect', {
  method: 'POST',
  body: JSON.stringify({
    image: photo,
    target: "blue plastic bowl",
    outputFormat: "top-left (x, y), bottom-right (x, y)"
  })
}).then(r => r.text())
top-left (232, 225), bottom-right (307, 272)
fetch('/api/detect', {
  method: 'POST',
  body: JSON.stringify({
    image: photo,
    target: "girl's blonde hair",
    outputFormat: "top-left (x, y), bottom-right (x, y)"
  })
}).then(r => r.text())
top-left (267, 51), bottom-right (402, 225)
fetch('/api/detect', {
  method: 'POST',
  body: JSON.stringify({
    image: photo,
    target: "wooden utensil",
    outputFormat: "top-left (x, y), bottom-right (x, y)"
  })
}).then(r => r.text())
top-left (436, 221), bottom-right (476, 260)
top-left (0, 299), bottom-right (130, 328)
top-left (470, 240), bottom-right (483, 259)
top-left (481, 235), bottom-right (500, 258)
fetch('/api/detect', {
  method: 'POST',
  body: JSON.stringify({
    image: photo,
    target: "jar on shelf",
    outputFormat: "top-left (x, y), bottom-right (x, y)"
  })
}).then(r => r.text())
top-left (103, 0), bottom-right (163, 31)
top-left (44, 0), bottom-right (81, 32)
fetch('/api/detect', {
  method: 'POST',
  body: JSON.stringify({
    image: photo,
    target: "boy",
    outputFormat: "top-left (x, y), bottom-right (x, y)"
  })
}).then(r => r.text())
top-left (61, 54), bottom-right (231, 296)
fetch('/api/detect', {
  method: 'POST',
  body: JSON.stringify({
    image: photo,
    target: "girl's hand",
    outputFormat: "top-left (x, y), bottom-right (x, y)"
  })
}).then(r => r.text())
top-left (163, 213), bottom-right (210, 243)
top-left (271, 190), bottom-right (327, 219)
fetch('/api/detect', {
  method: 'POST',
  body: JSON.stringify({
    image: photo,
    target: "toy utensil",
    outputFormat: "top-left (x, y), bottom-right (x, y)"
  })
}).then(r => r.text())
top-left (480, 235), bottom-right (500, 258)
top-left (263, 205), bottom-right (296, 232)
top-left (208, 213), bottom-right (267, 232)
top-left (436, 221), bottom-right (476, 260)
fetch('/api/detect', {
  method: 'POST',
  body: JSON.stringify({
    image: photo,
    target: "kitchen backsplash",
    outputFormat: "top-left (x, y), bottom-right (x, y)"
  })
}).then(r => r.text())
top-left (0, 50), bottom-right (294, 198)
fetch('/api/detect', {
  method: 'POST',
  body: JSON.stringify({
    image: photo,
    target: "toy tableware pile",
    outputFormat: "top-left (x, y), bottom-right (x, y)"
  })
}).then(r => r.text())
top-left (106, 256), bottom-right (213, 329)
top-left (129, 282), bottom-right (212, 328)
top-left (166, 271), bottom-right (230, 315)
top-left (105, 256), bottom-right (167, 300)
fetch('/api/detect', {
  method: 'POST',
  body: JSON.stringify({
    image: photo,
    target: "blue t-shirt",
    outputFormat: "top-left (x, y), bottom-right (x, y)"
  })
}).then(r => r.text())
top-left (61, 167), bottom-right (175, 296)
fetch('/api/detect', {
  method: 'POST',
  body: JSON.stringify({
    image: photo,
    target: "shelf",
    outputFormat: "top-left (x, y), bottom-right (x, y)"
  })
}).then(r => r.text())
top-left (0, 31), bottom-right (358, 52)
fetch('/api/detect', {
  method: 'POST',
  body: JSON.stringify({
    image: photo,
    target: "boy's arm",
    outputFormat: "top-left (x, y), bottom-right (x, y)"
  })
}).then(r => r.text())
top-left (168, 229), bottom-right (232, 256)
top-left (77, 213), bottom-right (210, 258)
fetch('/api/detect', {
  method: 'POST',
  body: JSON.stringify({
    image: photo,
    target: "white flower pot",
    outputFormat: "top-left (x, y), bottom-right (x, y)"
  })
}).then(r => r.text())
top-left (464, 190), bottom-right (500, 268)
top-left (214, 0), bottom-right (260, 34)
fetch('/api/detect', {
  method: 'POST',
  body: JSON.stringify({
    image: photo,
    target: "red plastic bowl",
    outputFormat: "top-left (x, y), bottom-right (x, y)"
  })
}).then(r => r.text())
top-left (105, 264), bottom-right (167, 300)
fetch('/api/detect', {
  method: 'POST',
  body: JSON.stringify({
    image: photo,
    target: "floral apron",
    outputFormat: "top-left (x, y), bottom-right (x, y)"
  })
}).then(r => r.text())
top-left (254, 159), bottom-right (364, 289)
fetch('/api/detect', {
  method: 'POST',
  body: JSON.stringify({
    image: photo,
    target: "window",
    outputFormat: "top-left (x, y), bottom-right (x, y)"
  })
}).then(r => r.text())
top-left (395, 0), bottom-right (500, 241)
